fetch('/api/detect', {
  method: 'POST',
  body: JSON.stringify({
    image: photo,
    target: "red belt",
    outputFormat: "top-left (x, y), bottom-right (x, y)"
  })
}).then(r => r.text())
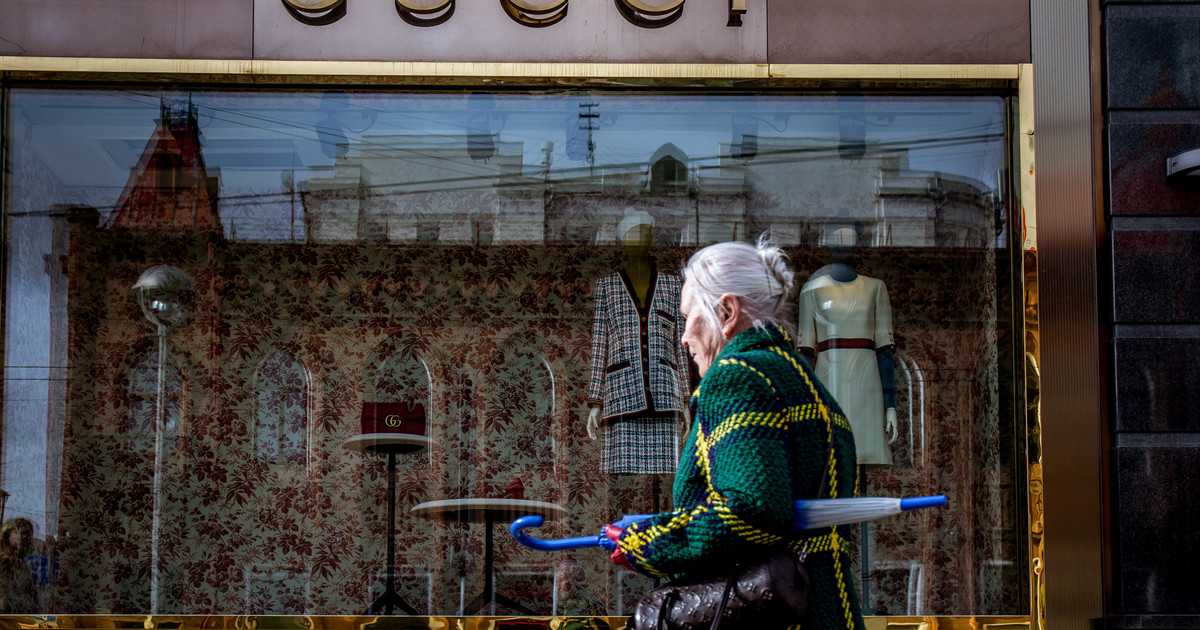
top-left (817, 338), bottom-right (875, 352)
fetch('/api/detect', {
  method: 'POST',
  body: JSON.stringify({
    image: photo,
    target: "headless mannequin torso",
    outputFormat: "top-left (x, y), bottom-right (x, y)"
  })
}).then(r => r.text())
top-left (588, 223), bottom-right (653, 437)
top-left (798, 226), bottom-right (899, 464)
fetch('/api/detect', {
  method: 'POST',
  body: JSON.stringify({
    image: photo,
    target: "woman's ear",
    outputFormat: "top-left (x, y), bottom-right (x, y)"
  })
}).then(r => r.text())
top-left (718, 294), bottom-right (740, 338)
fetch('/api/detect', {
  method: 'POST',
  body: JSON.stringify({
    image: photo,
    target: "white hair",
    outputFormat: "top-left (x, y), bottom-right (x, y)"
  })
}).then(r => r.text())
top-left (682, 233), bottom-right (795, 340)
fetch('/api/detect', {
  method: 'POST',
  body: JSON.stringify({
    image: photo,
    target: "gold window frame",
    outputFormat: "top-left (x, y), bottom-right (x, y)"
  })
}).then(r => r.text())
top-left (0, 58), bottom-right (1058, 630)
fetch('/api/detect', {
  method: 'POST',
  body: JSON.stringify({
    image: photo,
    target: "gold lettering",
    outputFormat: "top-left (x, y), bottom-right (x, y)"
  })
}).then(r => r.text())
top-left (279, 0), bottom-right (728, 28)
top-left (396, 0), bottom-right (455, 26)
top-left (727, 0), bottom-right (745, 26)
top-left (384, 414), bottom-right (402, 428)
top-left (499, 0), bottom-right (568, 27)
top-left (614, 0), bottom-right (684, 28)
top-left (281, 0), bottom-right (348, 25)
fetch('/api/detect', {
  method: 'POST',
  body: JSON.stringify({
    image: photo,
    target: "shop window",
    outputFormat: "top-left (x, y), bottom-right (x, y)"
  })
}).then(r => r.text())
top-left (254, 350), bottom-right (310, 465)
top-left (6, 88), bottom-right (1026, 618)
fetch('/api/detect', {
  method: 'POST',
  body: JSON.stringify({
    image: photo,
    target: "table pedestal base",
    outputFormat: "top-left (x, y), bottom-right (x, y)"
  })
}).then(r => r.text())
top-left (460, 513), bottom-right (535, 616)
top-left (366, 584), bottom-right (417, 616)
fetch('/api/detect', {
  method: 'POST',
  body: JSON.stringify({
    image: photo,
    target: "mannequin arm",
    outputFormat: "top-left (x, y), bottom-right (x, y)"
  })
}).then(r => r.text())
top-left (877, 345), bottom-right (898, 443)
top-left (587, 405), bottom-right (602, 440)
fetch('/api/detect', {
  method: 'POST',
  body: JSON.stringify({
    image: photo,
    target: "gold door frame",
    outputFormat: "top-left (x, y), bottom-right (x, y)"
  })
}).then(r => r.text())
top-left (0, 58), bottom-right (1054, 630)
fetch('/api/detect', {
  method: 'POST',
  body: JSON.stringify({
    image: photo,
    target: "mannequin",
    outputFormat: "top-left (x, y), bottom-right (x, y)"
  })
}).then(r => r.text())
top-left (586, 207), bottom-right (689, 478)
top-left (797, 221), bottom-right (898, 466)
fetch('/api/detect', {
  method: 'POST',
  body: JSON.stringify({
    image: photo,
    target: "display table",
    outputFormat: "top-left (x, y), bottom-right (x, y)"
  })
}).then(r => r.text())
top-left (345, 433), bottom-right (436, 615)
top-left (410, 498), bottom-right (566, 615)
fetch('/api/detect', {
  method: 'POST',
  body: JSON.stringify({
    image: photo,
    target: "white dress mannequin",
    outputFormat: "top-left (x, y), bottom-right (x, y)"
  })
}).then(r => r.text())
top-left (797, 269), bottom-right (896, 465)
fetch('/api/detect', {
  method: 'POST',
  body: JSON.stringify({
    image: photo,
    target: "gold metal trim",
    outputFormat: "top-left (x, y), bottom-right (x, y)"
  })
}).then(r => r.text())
top-left (768, 64), bottom-right (1020, 80)
top-left (0, 57), bottom-right (1020, 82)
top-left (1016, 63), bottom-right (1044, 630)
top-left (0, 616), bottom-right (1033, 629)
top-left (1019, 64), bottom-right (1036, 252)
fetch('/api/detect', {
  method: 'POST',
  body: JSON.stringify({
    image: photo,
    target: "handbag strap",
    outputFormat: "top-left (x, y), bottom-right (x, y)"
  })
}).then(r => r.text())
top-left (708, 572), bottom-right (737, 630)
top-left (707, 431), bottom-right (833, 630)
top-left (657, 590), bottom-right (680, 630)
top-left (706, 379), bottom-right (839, 630)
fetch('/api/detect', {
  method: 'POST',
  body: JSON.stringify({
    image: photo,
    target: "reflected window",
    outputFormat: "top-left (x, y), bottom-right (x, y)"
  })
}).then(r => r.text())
top-left (254, 350), bottom-right (310, 464)
top-left (649, 144), bottom-right (689, 193)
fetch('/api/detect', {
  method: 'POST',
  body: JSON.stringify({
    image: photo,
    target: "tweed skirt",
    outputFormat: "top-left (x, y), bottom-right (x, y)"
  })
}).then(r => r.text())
top-left (600, 412), bottom-right (681, 474)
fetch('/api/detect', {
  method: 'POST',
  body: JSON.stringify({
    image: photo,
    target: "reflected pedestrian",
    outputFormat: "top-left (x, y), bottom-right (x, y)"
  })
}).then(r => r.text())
top-left (0, 518), bottom-right (38, 613)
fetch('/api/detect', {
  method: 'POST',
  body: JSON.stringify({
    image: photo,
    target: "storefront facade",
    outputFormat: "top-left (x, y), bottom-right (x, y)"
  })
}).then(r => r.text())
top-left (0, 0), bottom-right (1123, 628)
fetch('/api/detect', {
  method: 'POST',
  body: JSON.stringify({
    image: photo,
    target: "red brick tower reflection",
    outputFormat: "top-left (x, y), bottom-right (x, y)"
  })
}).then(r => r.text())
top-left (106, 100), bottom-right (221, 231)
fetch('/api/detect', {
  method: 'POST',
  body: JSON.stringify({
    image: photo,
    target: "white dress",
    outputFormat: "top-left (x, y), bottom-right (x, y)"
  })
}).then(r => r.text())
top-left (797, 271), bottom-right (895, 466)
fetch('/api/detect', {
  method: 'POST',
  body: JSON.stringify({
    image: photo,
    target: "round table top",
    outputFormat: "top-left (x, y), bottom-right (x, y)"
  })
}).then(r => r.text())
top-left (409, 498), bottom-right (567, 523)
top-left (343, 433), bottom-right (435, 455)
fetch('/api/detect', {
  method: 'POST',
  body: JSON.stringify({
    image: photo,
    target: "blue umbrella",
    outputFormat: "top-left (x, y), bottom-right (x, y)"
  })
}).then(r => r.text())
top-left (510, 495), bottom-right (948, 552)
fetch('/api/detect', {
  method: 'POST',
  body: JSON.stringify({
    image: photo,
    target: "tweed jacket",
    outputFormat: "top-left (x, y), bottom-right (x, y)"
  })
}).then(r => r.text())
top-left (617, 324), bottom-right (865, 630)
top-left (586, 266), bottom-right (689, 420)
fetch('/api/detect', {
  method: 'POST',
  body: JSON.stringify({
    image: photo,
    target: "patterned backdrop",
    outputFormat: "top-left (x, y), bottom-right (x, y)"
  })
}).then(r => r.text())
top-left (44, 205), bottom-right (1019, 616)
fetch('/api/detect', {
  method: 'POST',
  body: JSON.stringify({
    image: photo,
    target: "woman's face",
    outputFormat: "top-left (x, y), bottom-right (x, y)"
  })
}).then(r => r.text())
top-left (680, 282), bottom-right (722, 378)
top-left (8, 527), bottom-right (24, 550)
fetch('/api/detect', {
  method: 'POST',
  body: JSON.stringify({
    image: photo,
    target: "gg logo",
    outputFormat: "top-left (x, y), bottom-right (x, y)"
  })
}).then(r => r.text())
top-left (283, 0), bottom-right (714, 28)
top-left (384, 414), bottom-right (403, 428)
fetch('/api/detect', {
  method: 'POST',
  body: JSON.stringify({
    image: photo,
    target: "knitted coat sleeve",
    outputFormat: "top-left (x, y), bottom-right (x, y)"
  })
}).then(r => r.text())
top-left (586, 278), bottom-right (608, 407)
top-left (615, 356), bottom-right (802, 578)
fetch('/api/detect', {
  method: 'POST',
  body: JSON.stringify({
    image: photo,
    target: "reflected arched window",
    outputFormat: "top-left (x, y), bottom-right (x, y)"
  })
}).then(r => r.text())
top-left (648, 143), bottom-right (689, 193)
top-left (127, 350), bottom-right (182, 439)
top-left (255, 350), bottom-right (310, 464)
top-left (482, 343), bottom-right (556, 499)
top-left (372, 351), bottom-right (431, 435)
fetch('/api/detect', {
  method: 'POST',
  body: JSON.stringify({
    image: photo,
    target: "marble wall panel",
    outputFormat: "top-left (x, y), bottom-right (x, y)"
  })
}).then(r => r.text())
top-left (1111, 222), bottom-right (1200, 324)
top-left (1106, 5), bottom-right (1200, 110)
top-left (1113, 327), bottom-right (1200, 433)
top-left (1114, 437), bottom-right (1200, 614)
top-left (1109, 114), bottom-right (1200, 217)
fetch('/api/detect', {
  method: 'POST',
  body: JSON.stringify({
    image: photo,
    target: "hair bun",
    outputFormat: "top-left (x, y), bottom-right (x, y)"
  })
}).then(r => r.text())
top-left (755, 234), bottom-right (795, 297)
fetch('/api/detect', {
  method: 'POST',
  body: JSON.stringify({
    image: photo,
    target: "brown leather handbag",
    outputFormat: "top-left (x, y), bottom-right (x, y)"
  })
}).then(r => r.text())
top-left (630, 547), bottom-right (810, 630)
top-left (632, 433), bottom-right (832, 630)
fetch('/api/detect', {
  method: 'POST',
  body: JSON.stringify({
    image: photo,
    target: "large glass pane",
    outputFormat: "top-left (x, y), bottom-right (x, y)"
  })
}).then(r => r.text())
top-left (1, 87), bottom-right (1021, 616)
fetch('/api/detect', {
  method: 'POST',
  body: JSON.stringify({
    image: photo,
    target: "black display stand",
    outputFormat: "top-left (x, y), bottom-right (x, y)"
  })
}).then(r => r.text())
top-left (410, 497), bottom-right (566, 615)
top-left (344, 433), bottom-right (434, 615)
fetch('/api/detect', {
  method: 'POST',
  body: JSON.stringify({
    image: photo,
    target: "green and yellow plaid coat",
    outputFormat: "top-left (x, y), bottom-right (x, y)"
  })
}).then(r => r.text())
top-left (616, 324), bottom-right (866, 630)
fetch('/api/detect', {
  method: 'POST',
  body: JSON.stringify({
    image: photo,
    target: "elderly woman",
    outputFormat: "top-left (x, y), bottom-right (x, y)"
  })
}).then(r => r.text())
top-left (607, 237), bottom-right (865, 630)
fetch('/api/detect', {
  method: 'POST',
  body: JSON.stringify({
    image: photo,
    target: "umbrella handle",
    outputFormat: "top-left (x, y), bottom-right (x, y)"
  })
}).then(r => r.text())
top-left (899, 495), bottom-right (948, 511)
top-left (510, 515), bottom-right (609, 551)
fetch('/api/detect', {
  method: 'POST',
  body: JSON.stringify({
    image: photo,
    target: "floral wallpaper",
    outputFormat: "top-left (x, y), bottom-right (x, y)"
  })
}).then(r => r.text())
top-left (37, 200), bottom-right (1019, 618)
